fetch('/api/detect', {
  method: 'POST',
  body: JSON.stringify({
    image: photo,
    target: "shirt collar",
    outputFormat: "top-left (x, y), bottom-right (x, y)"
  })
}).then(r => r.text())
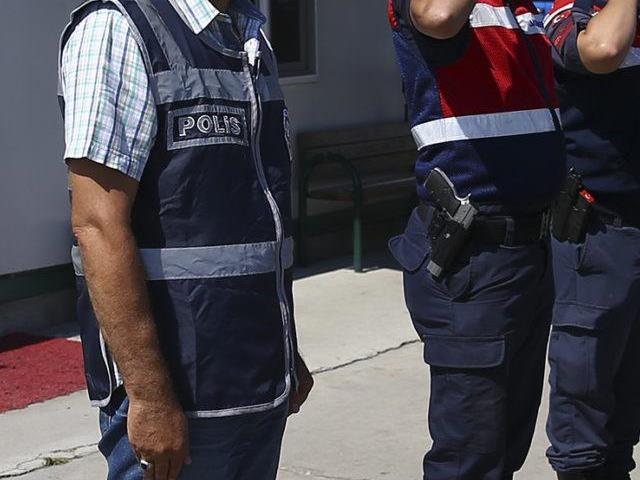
top-left (168, 0), bottom-right (221, 35)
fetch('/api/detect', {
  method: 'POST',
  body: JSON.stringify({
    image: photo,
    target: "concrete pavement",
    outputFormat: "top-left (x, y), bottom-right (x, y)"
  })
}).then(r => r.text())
top-left (1, 254), bottom-right (638, 479)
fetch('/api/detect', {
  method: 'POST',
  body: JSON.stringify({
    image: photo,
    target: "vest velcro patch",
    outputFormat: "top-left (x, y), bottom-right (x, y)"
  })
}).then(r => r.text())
top-left (167, 105), bottom-right (248, 151)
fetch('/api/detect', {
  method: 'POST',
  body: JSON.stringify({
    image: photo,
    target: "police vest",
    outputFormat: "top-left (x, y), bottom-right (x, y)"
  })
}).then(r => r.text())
top-left (545, 0), bottom-right (640, 199)
top-left (59, 0), bottom-right (297, 418)
top-left (389, 0), bottom-right (566, 213)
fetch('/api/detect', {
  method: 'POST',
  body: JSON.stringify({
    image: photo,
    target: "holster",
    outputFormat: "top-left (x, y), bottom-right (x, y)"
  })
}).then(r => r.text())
top-left (424, 168), bottom-right (478, 278)
top-left (552, 169), bottom-right (595, 244)
top-left (427, 209), bottom-right (473, 277)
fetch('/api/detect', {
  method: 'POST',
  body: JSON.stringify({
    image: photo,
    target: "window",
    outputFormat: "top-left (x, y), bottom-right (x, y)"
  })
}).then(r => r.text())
top-left (252, 0), bottom-right (317, 78)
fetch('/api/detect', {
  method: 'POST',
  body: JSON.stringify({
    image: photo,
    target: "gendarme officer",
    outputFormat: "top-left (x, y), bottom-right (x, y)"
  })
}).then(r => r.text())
top-left (387, 0), bottom-right (566, 478)
top-left (59, 0), bottom-right (313, 478)
top-left (545, 0), bottom-right (640, 478)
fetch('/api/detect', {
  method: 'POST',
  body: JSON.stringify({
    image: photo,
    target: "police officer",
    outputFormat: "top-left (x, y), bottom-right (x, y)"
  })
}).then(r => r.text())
top-left (544, 0), bottom-right (640, 478)
top-left (59, 0), bottom-right (313, 478)
top-left (387, 0), bottom-right (566, 478)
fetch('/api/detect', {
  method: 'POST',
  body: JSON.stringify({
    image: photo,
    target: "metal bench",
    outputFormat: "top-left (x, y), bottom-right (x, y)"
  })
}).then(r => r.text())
top-left (297, 123), bottom-right (417, 272)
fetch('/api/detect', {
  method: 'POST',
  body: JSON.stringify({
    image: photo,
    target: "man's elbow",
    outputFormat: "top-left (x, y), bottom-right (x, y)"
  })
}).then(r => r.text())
top-left (411, 3), bottom-right (466, 39)
top-left (71, 210), bottom-right (127, 248)
top-left (72, 216), bottom-right (106, 249)
top-left (580, 40), bottom-right (628, 74)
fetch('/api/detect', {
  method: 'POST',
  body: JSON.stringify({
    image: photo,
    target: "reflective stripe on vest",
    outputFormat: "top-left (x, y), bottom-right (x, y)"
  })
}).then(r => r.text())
top-left (411, 108), bottom-right (561, 149)
top-left (71, 238), bottom-right (295, 280)
top-left (470, 3), bottom-right (545, 34)
top-left (153, 69), bottom-right (284, 105)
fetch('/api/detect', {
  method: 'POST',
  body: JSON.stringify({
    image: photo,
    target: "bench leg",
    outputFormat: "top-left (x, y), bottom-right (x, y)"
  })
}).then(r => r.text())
top-left (353, 192), bottom-right (363, 273)
top-left (353, 213), bottom-right (362, 272)
top-left (297, 196), bottom-right (308, 267)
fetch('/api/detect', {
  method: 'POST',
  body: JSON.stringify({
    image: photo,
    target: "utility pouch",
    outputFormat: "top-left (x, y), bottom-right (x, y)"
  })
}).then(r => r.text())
top-left (425, 168), bottom-right (478, 278)
top-left (552, 169), bottom-right (596, 243)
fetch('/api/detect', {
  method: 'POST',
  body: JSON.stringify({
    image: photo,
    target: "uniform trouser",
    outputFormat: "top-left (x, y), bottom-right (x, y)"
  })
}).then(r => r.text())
top-left (390, 209), bottom-right (553, 480)
top-left (547, 222), bottom-right (640, 474)
top-left (98, 389), bottom-right (288, 480)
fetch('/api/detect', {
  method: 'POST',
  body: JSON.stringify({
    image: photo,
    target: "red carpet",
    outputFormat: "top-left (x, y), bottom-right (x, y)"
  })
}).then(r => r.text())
top-left (0, 334), bottom-right (86, 413)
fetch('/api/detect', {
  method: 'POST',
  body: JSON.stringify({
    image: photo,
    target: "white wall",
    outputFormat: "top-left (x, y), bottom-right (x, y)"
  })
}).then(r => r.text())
top-left (0, 0), bottom-right (404, 276)
top-left (283, 0), bottom-right (405, 134)
top-left (0, 1), bottom-right (80, 275)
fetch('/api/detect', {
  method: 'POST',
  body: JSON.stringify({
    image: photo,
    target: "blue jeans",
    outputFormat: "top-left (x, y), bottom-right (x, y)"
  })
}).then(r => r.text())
top-left (390, 208), bottom-right (553, 480)
top-left (98, 391), bottom-right (288, 480)
top-left (547, 222), bottom-right (640, 474)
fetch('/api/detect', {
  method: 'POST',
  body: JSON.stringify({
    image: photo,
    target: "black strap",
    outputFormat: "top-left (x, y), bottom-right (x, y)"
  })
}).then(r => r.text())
top-left (418, 204), bottom-right (550, 246)
top-left (472, 213), bottom-right (551, 245)
top-left (594, 208), bottom-right (640, 229)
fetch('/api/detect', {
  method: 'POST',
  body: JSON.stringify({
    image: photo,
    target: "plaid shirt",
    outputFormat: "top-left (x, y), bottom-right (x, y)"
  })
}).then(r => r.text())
top-left (60, 0), bottom-right (247, 180)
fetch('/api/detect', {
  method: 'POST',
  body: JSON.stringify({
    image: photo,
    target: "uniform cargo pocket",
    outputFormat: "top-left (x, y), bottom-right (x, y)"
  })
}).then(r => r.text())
top-left (388, 234), bottom-right (430, 273)
top-left (389, 208), bottom-right (431, 273)
top-left (552, 302), bottom-right (611, 331)
top-left (423, 334), bottom-right (507, 453)
top-left (550, 303), bottom-right (611, 398)
top-left (575, 235), bottom-right (591, 272)
top-left (423, 335), bottom-right (506, 368)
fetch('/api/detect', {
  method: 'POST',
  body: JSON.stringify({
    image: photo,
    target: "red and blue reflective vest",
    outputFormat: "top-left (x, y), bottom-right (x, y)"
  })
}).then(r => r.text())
top-left (389, 0), bottom-right (566, 212)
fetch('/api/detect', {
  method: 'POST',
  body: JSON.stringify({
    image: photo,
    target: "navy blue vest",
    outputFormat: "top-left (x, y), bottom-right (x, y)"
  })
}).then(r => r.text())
top-left (548, 0), bottom-right (640, 200)
top-left (60, 0), bottom-right (298, 417)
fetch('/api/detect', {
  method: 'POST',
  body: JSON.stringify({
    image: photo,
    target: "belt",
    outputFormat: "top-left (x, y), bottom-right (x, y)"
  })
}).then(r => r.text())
top-left (594, 207), bottom-right (640, 229)
top-left (418, 204), bottom-right (551, 246)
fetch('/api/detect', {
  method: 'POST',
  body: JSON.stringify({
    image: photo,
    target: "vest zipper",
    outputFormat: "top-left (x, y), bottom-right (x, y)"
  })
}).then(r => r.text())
top-left (242, 51), bottom-right (296, 397)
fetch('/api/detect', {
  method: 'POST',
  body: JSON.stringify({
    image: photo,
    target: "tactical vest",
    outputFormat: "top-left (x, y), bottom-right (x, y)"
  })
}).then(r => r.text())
top-left (59, 0), bottom-right (297, 417)
top-left (389, 0), bottom-right (566, 213)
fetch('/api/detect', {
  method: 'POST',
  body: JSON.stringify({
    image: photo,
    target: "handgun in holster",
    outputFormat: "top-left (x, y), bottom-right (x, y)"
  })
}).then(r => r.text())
top-left (425, 168), bottom-right (478, 278)
top-left (552, 169), bottom-right (596, 244)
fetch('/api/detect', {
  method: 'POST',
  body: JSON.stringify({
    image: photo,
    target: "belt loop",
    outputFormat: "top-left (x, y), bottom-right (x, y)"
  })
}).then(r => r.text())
top-left (504, 217), bottom-right (515, 246)
top-left (540, 210), bottom-right (552, 239)
top-left (614, 215), bottom-right (624, 228)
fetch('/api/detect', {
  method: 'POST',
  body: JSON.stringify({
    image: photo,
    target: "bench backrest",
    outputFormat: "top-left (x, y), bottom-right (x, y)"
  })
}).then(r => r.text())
top-left (298, 122), bottom-right (417, 181)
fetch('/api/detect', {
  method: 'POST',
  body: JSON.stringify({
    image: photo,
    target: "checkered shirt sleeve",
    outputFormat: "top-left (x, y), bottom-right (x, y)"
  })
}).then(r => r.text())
top-left (60, 9), bottom-right (157, 181)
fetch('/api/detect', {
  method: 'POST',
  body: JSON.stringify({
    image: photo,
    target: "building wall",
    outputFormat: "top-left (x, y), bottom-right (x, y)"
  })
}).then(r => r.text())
top-left (283, 0), bottom-right (405, 135)
top-left (0, 0), bottom-right (404, 276)
top-left (0, 1), bottom-right (79, 276)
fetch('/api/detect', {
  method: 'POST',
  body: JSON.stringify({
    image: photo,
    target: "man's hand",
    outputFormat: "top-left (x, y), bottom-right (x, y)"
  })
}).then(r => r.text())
top-left (68, 159), bottom-right (189, 479)
top-left (410, 0), bottom-right (476, 39)
top-left (289, 354), bottom-right (314, 415)
top-left (128, 398), bottom-right (190, 480)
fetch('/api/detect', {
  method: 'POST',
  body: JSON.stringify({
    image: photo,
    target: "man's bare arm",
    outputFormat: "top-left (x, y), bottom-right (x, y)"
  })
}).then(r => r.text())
top-left (577, 0), bottom-right (638, 74)
top-left (68, 159), bottom-right (188, 480)
top-left (410, 0), bottom-right (476, 40)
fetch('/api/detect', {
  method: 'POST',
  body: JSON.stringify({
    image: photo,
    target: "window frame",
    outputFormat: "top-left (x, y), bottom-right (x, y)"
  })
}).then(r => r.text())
top-left (254, 0), bottom-right (319, 83)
